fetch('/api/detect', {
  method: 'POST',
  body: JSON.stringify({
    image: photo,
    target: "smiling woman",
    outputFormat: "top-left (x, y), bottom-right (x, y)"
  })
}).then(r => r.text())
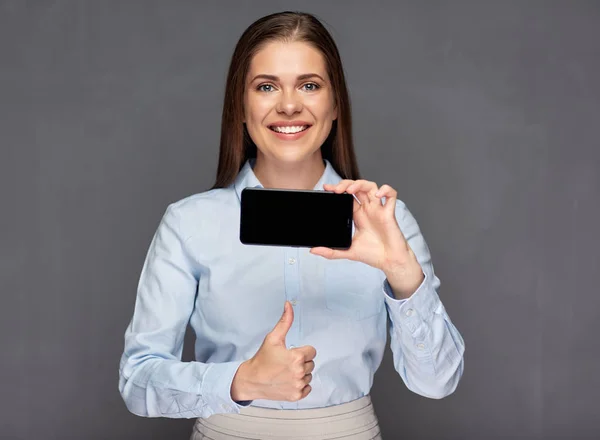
top-left (212, 11), bottom-right (359, 191)
top-left (243, 40), bottom-right (338, 188)
top-left (118, 11), bottom-right (465, 440)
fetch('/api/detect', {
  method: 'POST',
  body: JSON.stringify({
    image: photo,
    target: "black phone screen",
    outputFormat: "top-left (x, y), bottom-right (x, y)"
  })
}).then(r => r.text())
top-left (240, 188), bottom-right (354, 249)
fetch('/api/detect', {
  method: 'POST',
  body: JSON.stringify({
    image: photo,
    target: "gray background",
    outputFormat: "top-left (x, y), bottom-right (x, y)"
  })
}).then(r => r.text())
top-left (1, 1), bottom-right (598, 439)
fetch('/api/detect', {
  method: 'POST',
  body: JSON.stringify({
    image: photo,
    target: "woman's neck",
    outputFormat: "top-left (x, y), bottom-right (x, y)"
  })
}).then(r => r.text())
top-left (253, 152), bottom-right (326, 190)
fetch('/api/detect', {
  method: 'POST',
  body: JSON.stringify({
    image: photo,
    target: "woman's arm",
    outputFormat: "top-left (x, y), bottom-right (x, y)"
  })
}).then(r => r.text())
top-left (118, 205), bottom-right (249, 419)
top-left (384, 201), bottom-right (465, 399)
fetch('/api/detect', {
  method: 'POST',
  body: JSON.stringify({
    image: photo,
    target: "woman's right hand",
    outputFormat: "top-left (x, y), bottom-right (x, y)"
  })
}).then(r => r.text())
top-left (231, 301), bottom-right (316, 402)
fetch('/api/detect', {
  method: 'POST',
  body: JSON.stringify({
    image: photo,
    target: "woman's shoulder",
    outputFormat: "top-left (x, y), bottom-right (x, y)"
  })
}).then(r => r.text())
top-left (163, 186), bottom-right (238, 225)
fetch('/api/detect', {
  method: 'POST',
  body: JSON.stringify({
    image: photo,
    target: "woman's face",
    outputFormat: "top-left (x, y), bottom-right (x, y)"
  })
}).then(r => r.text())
top-left (243, 40), bottom-right (337, 165)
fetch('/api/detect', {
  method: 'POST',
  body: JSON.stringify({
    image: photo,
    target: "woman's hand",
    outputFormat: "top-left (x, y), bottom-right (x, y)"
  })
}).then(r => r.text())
top-left (310, 180), bottom-right (424, 299)
top-left (231, 301), bottom-right (316, 402)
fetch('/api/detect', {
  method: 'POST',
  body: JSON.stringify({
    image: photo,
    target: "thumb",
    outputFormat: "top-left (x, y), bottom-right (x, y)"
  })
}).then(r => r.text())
top-left (268, 301), bottom-right (294, 345)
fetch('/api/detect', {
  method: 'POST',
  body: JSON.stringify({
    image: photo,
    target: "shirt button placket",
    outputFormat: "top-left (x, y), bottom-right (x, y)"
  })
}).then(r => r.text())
top-left (283, 248), bottom-right (300, 410)
top-left (284, 248), bottom-right (300, 340)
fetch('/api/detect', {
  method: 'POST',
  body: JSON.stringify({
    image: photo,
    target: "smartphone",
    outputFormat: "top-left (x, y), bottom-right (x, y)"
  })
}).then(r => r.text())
top-left (240, 187), bottom-right (354, 249)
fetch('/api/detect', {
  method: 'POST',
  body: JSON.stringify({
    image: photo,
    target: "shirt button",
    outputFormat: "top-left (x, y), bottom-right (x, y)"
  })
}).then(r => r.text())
top-left (289, 345), bottom-right (296, 349)
top-left (288, 258), bottom-right (296, 265)
top-left (220, 403), bottom-right (230, 411)
top-left (290, 300), bottom-right (297, 306)
top-left (417, 343), bottom-right (425, 350)
top-left (406, 309), bottom-right (414, 317)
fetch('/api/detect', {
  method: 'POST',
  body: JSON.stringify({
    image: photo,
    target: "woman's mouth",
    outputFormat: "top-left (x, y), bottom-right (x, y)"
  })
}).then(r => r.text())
top-left (268, 124), bottom-right (312, 140)
top-left (269, 125), bottom-right (310, 134)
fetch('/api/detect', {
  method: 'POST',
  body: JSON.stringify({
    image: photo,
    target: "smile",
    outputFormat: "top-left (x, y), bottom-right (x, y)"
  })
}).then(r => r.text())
top-left (269, 125), bottom-right (311, 134)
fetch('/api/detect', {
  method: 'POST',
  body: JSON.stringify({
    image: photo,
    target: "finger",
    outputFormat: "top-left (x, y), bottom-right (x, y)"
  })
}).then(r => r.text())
top-left (304, 360), bottom-right (315, 374)
top-left (367, 185), bottom-right (380, 203)
top-left (303, 373), bottom-right (313, 385)
top-left (346, 180), bottom-right (378, 196)
top-left (324, 180), bottom-right (354, 193)
top-left (310, 247), bottom-right (353, 261)
top-left (323, 180), bottom-right (355, 194)
top-left (300, 384), bottom-right (312, 399)
top-left (346, 180), bottom-right (379, 204)
top-left (324, 182), bottom-right (364, 207)
top-left (267, 301), bottom-right (294, 345)
top-left (375, 184), bottom-right (397, 214)
top-left (293, 344), bottom-right (317, 361)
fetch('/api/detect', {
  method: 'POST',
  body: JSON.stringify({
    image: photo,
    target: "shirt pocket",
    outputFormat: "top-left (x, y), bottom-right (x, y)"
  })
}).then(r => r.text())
top-left (324, 260), bottom-right (384, 320)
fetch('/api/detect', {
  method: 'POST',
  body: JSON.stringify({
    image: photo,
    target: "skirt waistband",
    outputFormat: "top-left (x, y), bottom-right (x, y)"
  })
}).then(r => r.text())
top-left (192, 395), bottom-right (381, 440)
top-left (238, 394), bottom-right (374, 419)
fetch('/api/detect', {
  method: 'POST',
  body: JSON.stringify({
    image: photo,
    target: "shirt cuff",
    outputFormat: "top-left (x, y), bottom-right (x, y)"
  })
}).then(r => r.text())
top-left (383, 273), bottom-right (442, 334)
top-left (200, 360), bottom-right (253, 416)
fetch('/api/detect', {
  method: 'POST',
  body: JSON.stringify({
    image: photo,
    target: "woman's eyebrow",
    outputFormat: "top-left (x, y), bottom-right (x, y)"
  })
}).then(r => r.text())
top-left (250, 73), bottom-right (326, 82)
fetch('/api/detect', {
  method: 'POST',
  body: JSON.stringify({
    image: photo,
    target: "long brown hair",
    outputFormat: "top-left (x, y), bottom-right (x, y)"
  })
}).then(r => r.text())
top-left (211, 11), bottom-right (360, 189)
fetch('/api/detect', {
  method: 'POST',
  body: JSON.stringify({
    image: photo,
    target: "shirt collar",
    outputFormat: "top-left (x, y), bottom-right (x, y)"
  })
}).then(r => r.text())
top-left (233, 158), bottom-right (342, 201)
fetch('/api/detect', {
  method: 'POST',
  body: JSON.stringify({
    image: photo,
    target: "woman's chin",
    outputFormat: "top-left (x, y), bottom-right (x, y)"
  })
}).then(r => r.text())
top-left (269, 149), bottom-right (321, 164)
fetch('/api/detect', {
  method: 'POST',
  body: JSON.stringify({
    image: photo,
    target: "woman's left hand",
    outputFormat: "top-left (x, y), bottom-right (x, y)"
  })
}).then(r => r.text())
top-left (310, 180), bottom-right (424, 299)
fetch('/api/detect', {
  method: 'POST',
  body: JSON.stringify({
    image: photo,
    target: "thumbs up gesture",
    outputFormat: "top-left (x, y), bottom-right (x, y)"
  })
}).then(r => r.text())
top-left (231, 301), bottom-right (316, 402)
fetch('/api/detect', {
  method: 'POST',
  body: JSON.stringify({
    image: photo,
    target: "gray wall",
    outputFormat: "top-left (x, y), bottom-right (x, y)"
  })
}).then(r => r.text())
top-left (1, 1), bottom-right (598, 439)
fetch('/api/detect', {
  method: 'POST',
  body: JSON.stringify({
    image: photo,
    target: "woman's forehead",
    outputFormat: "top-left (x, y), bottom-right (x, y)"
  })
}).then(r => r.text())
top-left (247, 41), bottom-right (328, 80)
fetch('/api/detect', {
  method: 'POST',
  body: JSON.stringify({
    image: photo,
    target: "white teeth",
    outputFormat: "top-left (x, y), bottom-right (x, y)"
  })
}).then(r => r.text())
top-left (271, 125), bottom-right (308, 134)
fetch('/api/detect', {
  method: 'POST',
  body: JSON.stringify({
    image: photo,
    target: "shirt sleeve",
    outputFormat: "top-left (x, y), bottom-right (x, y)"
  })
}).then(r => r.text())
top-left (383, 200), bottom-right (465, 399)
top-left (118, 204), bottom-right (251, 419)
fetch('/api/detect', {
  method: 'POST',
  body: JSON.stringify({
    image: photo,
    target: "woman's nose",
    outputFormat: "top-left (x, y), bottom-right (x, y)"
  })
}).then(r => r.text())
top-left (276, 90), bottom-right (303, 115)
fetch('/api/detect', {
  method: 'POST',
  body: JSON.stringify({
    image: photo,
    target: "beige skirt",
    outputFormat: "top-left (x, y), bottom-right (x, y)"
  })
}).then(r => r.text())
top-left (190, 395), bottom-right (382, 440)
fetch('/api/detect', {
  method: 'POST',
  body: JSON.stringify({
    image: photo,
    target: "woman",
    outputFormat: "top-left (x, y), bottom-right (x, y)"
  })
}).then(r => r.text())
top-left (119, 11), bottom-right (465, 440)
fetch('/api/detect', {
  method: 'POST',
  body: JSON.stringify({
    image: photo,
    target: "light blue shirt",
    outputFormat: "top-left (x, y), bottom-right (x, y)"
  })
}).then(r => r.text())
top-left (119, 159), bottom-right (465, 419)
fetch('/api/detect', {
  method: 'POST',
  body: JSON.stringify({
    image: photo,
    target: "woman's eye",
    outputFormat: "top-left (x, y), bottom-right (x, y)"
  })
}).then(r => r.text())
top-left (257, 83), bottom-right (319, 92)
top-left (257, 84), bottom-right (274, 92)
top-left (302, 83), bottom-right (320, 92)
